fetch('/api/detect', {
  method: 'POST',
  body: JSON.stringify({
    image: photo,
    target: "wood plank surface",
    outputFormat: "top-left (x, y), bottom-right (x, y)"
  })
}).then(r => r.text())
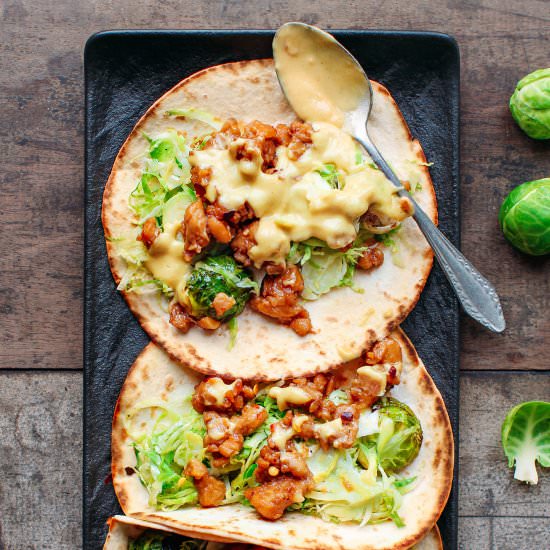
top-left (1, 371), bottom-right (548, 549)
top-left (0, 372), bottom-right (83, 550)
top-left (0, 0), bottom-right (548, 370)
top-left (0, 1), bottom-right (548, 549)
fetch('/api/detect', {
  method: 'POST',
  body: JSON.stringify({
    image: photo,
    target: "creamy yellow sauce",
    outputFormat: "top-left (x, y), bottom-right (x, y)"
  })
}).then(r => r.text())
top-left (191, 123), bottom-right (410, 267)
top-left (269, 385), bottom-right (312, 410)
top-left (202, 378), bottom-right (238, 406)
top-left (356, 365), bottom-right (387, 396)
top-left (273, 23), bottom-right (369, 127)
top-left (144, 222), bottom-right (190, 303)
top-left (271, 422), bottom-right (296, 450)
top-left (138, 23), bottom-right (414, 293)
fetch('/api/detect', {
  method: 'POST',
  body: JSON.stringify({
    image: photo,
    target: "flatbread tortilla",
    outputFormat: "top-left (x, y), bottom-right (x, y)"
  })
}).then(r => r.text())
top-left (102, 59), bottom-right (436, 381)
top-left (103, 515), bottom-right (442, 549)
top-left (111, 328), bottom-right (452, 550)
top-left (103, 515), bottom-right (232, 549)
top-left (414, 525), bottom-right (442, 550)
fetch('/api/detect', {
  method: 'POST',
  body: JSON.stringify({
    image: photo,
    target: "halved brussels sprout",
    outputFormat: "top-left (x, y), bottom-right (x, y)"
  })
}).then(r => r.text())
top-left (498, 178), bottom-right (550, 256)
top-left (509, 68), bottom-right (550, 140)
top-left (501, 400), bottom-right (550, 485)
top-left (360, 397), bottom-right (423, 474)
top-left (185, 255), bottom-right (257, 320)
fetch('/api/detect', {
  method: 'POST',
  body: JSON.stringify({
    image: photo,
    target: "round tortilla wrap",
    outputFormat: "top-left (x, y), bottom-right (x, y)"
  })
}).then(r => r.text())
top-left (111, 328), bottom-right (453, 550)
top-left (102, 59), bottom-right (437, 381)
top-left (103, 515), bottom-right (442, 550)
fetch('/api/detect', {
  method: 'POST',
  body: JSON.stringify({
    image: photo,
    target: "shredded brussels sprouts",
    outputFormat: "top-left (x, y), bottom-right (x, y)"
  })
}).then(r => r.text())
top-left (359, 398), bottom-right (423, 474)
top-left (165, 107), bottom-right (223, 131)
top-left (287, 237), bottom-right (371, 300)
top-left (227, 317), bottom-right (239, 351)
top-left (130, 129), bottom-right (195, 225)
top-left (129, 388), bottom-right (421, 527)
top-left (129, 530), bottom-right (208, 550)
top-left (375, 225), bottom-right (401, 254)
top-left (109, 234), bottom-right (174, 297)
top-left (131, 400), bottom-right (206, 510)
top-left (316, 163), bottom-right (344, 189)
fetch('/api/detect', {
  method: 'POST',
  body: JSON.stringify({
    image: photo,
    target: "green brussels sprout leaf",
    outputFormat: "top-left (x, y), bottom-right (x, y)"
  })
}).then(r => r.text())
top-left (498, 178), bottom-right (550, 256)
top-left (509, 68), bottom-right (550, 140)
top-left (501, 401), bottom-right (550, 485)
top-left (185, 255), bottom-right (258, 320)
top-left (360, 397), bottom-right (423, 474)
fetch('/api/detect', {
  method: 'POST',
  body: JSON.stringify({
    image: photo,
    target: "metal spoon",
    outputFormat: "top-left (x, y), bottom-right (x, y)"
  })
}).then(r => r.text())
top-left (273, 22), bottom-right (505, 332)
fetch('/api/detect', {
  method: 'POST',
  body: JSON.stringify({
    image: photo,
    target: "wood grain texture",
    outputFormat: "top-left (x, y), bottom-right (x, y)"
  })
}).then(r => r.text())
top-left (1, 371), bottom-right (548, 549)
top-left (0, 372), bottom-right (82, 550)
top-left (0, 0), bottom-right (548, 370)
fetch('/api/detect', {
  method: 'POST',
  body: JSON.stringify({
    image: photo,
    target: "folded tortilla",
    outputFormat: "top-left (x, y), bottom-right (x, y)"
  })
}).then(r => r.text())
top-left (103, 515), bottom-right (231, 549)
top-left (103, 515), bottom-right (442, 549)
top-left (102, 59), bottom-right (437, 380)
top-left (111, 328), bottom-right (452, 550)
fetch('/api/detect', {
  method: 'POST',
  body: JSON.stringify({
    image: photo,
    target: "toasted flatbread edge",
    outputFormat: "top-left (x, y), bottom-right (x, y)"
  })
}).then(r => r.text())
top-left (111, 328), bottom-right (453, 550)
top-left (102, 59), bottom-right (437, 381)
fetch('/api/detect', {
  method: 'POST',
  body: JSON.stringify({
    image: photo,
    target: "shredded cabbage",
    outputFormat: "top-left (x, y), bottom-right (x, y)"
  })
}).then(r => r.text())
top-left (130, 129), bottom-right (195, 225)
top-left (227, 317), bottom-right (238, 351)
top-left (307, 447), bottom-right (339, 483)
top-left (375, 225), bottom-right (401, 254)
top-left (117, 127), bottom-right (198, 300)
top-left (128, 387), bottom-right (419, 527)
top-left (306, 450), bottom-right (410, 526)
top-left (165, 107), bottom-right (223, 130)
top-left (109, 234), bottom-right (174, 297)
top-left (316, 163), bottom-right (344, 189)
top-left (287, 238), bottom-right (370, 300)
top-left (327, 389), bottom-right (349, 406)
top-left (132, 401), bottom-right (206, 510)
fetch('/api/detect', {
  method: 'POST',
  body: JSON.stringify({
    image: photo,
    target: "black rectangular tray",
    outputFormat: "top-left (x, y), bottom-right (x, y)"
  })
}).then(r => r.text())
top-left (85, 30), bottom-right (460, 550)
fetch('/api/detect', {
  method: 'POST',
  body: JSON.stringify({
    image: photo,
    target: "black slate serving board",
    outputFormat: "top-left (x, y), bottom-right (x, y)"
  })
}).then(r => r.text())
top-left (84, 30), bottom-right (460, 550)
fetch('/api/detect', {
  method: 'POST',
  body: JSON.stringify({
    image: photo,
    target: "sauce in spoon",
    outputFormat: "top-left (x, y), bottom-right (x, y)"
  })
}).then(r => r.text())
top-left (273, 23), bottom-right (369, 127)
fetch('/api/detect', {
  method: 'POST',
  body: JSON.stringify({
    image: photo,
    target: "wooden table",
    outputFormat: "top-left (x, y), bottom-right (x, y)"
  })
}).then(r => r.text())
top-left (1, 1), bottom-right (548, 548)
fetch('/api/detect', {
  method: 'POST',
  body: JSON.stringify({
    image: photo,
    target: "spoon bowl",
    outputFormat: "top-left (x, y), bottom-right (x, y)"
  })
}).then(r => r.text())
top-left (273, 22), bottom-right (505, 332)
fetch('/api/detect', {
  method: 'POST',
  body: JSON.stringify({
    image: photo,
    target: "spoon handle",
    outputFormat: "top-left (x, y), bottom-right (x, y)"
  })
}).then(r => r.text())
top-left (355, 133), bottom-right (506, 333)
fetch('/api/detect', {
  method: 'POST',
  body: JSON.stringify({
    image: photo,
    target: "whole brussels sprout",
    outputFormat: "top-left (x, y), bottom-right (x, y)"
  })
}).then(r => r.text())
top-left (509, 68), bottom-right (550, 140)
top-left (185, 255), bottom-right (257, 320)
top-left (499, 178), bottom-right (550, 256)
top-left (361, 397), bottom-right (423, 474)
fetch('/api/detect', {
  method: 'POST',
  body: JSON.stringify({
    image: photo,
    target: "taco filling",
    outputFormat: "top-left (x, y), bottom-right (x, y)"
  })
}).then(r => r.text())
top-left (115, 115), bottom-right (413, 338)
top-left (123, 336), bottom-right (422, 526)
top-left (105, 513), bottom-right (443, 550)
top-left (127, 530), bottom-right (263, 550)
